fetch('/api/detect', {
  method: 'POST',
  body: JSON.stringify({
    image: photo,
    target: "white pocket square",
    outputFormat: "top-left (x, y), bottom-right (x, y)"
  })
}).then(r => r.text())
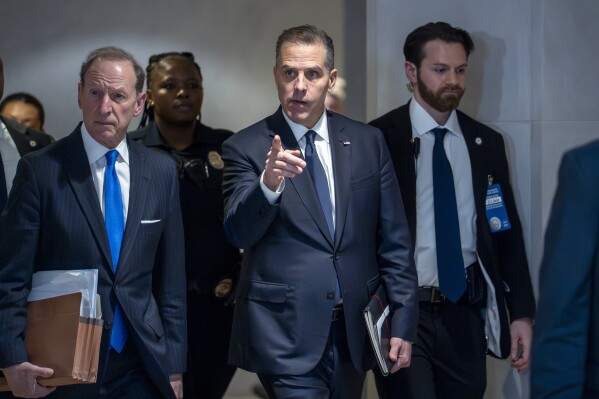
top-left (141, 219), bottom-right (161, 224)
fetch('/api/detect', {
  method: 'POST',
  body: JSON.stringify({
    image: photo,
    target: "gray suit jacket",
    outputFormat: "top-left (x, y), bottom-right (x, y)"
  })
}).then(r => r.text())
top-left (222, 108), bottom-right (417, 375)
top-left (0, 125), bottom-right (186, 398)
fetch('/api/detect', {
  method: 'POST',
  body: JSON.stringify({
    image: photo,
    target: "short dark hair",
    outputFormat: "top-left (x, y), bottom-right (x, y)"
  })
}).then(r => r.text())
top-left (403, 22), bottom-right (474, 67)
top-left (275, 25), bottom-right (334, 71)
top-left (138, 51), bottom-right (203, 129)
top-left (0, 92), bottom-right (45, 127)
top-left (79, 46), bottom-right (145, 93)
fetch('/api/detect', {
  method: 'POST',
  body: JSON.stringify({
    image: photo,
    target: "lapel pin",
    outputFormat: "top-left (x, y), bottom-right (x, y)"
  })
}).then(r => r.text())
top-left (475, 137), bottom-right (482, 145)
top-left (29, 140), bottom-right (37, 147)
top-left (342, 141), bottom-right (351, 145)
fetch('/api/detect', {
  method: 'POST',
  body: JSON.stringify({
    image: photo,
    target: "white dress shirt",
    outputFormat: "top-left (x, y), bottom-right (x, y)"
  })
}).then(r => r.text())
top-left (0, 120), bottom-right (22, 195)
top-left (81, 124), bottom-right (130, 221)
top-left (261, 111), bottom-right (336, 228)
top-left (410, 98), bottom-right (477, 287)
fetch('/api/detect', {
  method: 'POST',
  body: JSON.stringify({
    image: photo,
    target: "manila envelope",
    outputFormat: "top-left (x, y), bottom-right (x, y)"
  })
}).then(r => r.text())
top-left (0, 292), bottom-right (103, 391)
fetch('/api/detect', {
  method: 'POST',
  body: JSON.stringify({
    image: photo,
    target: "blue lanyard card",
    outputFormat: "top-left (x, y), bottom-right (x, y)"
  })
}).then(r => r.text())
top-left (485, 183), bottom-right (511, 233)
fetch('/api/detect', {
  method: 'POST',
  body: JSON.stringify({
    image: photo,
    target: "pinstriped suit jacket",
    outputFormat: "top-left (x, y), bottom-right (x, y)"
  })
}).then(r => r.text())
top-left (0, 125), bottom-right (186, 398)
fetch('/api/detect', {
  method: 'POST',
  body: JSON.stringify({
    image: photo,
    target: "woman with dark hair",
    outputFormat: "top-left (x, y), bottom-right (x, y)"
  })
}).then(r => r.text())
top-left (0, 92), bottom-right (45, 131)
top-left (129, 52), bottom-right (240, 399)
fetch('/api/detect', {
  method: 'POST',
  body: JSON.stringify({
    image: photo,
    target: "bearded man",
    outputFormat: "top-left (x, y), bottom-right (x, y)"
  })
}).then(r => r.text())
top-left (369, 21), bottom-right (535, 399)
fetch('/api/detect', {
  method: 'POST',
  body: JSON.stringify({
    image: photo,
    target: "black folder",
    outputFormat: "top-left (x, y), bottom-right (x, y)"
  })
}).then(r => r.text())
top-left (363, 284), bottom-right (393, 376)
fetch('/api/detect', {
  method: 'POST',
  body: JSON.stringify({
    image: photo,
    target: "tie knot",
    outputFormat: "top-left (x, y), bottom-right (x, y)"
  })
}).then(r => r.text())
top-left (432, 128), bottom-right (448, 142)
top-left (105, 149), bottom-right (119, 166)
top-left (305, 130), bottom-right (317, 145)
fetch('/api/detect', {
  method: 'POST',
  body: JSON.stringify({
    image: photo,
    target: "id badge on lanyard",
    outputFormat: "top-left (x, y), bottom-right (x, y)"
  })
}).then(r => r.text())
top-left (485, 175), bottom-right (511, 233)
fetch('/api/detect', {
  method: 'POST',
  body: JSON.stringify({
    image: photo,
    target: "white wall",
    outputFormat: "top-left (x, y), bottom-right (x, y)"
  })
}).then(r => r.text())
top-left (0, 0), bottom-right (344, 137)
top-left (531, 0), bottom-right (599, 276)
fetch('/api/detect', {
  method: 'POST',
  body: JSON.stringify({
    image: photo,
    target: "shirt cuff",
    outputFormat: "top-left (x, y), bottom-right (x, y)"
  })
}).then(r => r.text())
top-left (260, 171), bottom-right (284, 205)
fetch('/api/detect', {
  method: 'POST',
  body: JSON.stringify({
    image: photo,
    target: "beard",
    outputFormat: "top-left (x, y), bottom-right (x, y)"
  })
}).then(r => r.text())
top-left (416, 73), bottom-right (464, 113)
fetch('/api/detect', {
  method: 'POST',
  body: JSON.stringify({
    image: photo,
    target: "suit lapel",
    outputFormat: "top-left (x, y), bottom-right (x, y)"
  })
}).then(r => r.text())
top-left (458, 112), bottom-right (488, 213)
top-left (116, 138), bottom-right (148, 277)
top-left (62, 128), bottom-right (113, 271)
top-left (392, 104), bottom-right (418, 243)
top-left (329, 113), bottom-right (350, 248)
top-left (269, 109), bottom-right (334, 246)
top-left (2, 116), bottom-right (35, 156)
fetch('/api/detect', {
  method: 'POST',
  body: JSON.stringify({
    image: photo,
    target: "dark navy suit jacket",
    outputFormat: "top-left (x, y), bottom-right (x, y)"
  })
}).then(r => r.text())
top-left (532, 139), bottom-right (599, 398)
top-left (222, 108), bottom-right (417, 375)
top-left (0, 125), bottom-right (186, 398)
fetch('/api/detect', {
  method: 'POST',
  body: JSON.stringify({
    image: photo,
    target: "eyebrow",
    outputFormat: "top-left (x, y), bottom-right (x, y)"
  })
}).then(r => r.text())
top-left (280, 62), bottom-right (324, 69)
top-left (431, 62), bottom-right (468, 68)
top-left (161, 77), bottom-right (201, 81)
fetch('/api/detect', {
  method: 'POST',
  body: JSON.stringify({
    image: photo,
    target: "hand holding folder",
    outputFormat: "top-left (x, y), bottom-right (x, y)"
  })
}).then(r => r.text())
top-left (0, 362), bottom-right (56, 397)
top-left (0, 270), bottom-right (104, 393)
top-left (363, 284), bottom-right (394, 375)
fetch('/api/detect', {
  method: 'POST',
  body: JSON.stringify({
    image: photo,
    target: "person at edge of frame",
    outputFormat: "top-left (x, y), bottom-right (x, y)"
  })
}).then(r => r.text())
top-left (0, 47), bottom-right (186, 399)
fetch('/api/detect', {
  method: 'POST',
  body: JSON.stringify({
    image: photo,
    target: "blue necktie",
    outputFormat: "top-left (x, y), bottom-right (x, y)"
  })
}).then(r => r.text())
top-left (305, 130), bottom-right (341, 302)
top-left (304, 130), bottom-right (334, 238)
top-left (432, 128), bottom-right (466, 302)
top-left (104, 149), bottom-right (128, 352)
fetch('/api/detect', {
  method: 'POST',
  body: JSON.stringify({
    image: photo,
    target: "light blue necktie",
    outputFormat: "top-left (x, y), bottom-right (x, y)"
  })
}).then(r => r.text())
top-left (104, 149), bottom-right (128, 352)
top-left (304, 130), bottom-right (334, 238)
top-left (432, 128), bottom-right (467, 302)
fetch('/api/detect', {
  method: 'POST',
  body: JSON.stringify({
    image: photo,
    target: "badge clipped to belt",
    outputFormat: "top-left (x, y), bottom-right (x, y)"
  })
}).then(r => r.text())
top-left (485, 175), bottom-right (511, 233)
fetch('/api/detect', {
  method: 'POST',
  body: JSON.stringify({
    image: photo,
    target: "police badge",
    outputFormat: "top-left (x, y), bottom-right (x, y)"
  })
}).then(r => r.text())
top-left (208, 151), bottom-right (224, 170)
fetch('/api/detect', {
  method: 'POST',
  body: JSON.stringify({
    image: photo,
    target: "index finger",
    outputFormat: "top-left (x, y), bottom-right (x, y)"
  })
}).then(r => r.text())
top-left (272, 135), bottom-right (283, 153)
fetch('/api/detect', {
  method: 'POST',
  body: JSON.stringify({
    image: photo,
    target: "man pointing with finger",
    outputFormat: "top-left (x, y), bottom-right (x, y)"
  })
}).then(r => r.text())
top-left (222, 25), bottom-right (417, 398)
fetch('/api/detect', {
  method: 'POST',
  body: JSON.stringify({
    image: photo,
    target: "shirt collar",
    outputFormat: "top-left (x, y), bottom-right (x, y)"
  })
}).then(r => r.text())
top-left (81, 123), bottom-right (129, 165)
top-left (0, 118), bottom-right (7, 136)
top-left (282, 110), bottom-right (330, 144)
top-left (409, 97), bottom-right (463, 138)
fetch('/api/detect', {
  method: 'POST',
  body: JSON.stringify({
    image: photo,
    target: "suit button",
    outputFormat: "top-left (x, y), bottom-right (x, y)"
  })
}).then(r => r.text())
top-left (327, 290), bottom-right (335, 300)
top-left (104, 321), bottom-right (113, 330)
top-left (334, 252), bottom-right (341, 260)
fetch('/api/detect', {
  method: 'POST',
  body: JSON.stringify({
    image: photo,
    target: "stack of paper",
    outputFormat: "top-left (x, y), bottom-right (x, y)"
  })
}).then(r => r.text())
top-left (0, 270), bottom-right (103, 391)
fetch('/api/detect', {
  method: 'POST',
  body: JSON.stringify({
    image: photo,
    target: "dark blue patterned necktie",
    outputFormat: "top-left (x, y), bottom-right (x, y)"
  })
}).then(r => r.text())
top-left (305, 130), bottom-right (341, 302)
top-left (432, 128), bottom-right (466, 302)
top-left (104, 149), bottom-right (128, 352)
top-left (304, 130), bottom-right (334, 238)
